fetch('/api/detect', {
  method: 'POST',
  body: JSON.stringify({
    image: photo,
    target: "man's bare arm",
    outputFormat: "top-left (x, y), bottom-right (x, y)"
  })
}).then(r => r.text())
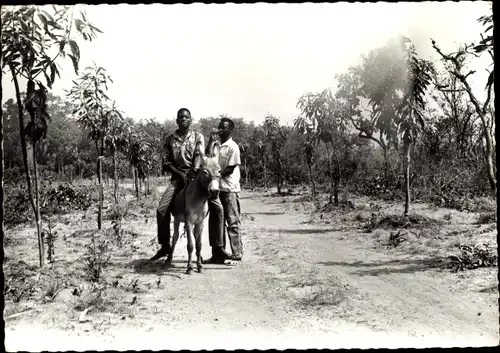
top-left (221, 165), bottom-right (236, 177)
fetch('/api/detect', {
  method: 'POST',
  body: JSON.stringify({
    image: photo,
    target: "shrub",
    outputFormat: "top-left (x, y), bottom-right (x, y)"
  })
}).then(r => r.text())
top-left (84, 232), bottom-right (112, 283)
top-left (448, 243), bottom-right (497, 272)
top-left (41, 183), bottom-right (93, 215)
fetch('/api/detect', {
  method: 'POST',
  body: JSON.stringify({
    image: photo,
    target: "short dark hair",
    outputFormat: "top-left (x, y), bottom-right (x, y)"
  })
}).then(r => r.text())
top-left (177, 108), bottom-right (191, 118)
top-left (220, 117), bottom-right (235, 131)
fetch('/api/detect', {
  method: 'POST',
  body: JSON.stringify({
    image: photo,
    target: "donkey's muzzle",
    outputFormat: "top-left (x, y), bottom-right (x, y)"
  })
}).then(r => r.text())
top-left (208, 190), bottom-right (220, 200)
top-left (209, 178), bottom-right (220, 193)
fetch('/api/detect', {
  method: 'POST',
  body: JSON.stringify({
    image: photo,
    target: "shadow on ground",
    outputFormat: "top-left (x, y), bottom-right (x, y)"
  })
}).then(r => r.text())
top-left (317, 257), bottom-right (448, 276)
top-left (69, 229), bottom-right (95, 238)
top-left (264, 228), bottom-right (343, 235)
top-left (243, 212), bottom-right (285, 216)
top-left (129, 258), bottom-right (235, 276)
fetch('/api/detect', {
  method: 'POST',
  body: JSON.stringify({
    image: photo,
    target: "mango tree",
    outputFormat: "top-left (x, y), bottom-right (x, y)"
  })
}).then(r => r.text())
top-left (1, 5), bottom-right (101, 267)
top-left (103, 104), bottom-right (129, 204)
top-left (293, 112), bottom-right (317, 197)
top-left (128, 131), bottom-right (153, 199)
top-left (361, 36), bottom-right (435, 216)
top-left (336, 67), bottom-right (393, 181)
top-left (263, 115), bottom-right (289, 194)
top-left (239, 142), bottom-right (251, 185)
top-left (67, 63), bottom-right (115, 230)
top-left (135, 118), bottom-right (165, 179)
top-left (297, 89), bottom-right (349, 205)
top-left (293, 101), bottom-right (317, 197)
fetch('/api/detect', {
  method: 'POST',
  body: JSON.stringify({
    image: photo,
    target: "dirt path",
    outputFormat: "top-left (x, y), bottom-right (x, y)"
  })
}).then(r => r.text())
top-left (4, 190), bottom-right (499, 350)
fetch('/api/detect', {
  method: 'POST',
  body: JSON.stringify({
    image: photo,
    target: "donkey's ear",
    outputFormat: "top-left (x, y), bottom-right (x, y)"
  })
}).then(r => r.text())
top-left (211, 142), bottom-right (220, 158)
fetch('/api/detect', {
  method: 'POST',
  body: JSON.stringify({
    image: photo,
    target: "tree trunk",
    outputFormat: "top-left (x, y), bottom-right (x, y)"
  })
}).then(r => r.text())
top-left (383, 146), bottom-right (390, 181)
top-left (307, 161), bottom-right (316, 197)
top-left (324, 141), bottom-right (335, 204)
top-left (12, 67), bottom-right (44, 267)
top-left (263, 158), bottom-right (267, 190)
top-left (31, 140), bottom-right (44, 267)
top-left (244, 157), bottom-right (249, 184)
top-left (276, 156), bottom-right (283, 194)
top-left (134, 167), bottom-right (139, 199)
top-left (482, 126), bottom-right (496, 195)
top-left (1, 92), bottom-right (4, 267)
top-left (11, 67), bottom-right (35, 213)
top-left (97, 139), bottom-right (104, 230)
top-left (403, 140), bottom-right (412, 218)
top-left (113, 149), bottom-right (118, 204)
top-left (332, 140), bottom-right (340, 206)
top-left (453, 71), bottom-right (496, 195)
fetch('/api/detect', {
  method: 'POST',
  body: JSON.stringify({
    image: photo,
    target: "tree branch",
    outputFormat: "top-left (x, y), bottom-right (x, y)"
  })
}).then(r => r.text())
top-left (358, 131), bottom-right (383, 148)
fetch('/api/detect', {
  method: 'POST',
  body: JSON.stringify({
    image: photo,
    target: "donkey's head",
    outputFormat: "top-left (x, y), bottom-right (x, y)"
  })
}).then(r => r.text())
top-left (194, 141), bottom-right (221, 196)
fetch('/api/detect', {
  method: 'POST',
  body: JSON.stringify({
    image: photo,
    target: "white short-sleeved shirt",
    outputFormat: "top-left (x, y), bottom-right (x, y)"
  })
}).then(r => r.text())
top-left (218, 138), bottom-right (241, 192)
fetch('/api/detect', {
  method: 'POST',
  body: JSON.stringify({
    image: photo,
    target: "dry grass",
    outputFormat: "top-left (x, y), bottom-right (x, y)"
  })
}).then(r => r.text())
top-left (297, 285), bottom-right (347, 307)
top-left (3, 178), bottom-right (167, 328)
top-left (306, 191), bottom-right (497, 274)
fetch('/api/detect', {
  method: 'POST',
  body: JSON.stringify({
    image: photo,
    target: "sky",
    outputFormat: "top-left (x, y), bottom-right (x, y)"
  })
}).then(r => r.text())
top-left (1, 2), bottom-right (492, 125)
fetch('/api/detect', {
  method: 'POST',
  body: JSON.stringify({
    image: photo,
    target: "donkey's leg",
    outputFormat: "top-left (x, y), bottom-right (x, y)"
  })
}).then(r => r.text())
top-left (168, 218), bottom-right (181, 266)
top-left (186, 223), bottom-right (194, 275)
top-left (194, 223), bottom-right (204, 273)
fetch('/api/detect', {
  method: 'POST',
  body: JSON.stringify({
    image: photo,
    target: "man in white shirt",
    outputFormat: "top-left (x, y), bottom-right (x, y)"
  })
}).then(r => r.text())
top-left (205, 117), bottom-right (243, 263)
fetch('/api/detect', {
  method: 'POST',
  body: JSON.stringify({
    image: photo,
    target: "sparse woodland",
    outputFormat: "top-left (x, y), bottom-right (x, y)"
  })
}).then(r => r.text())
top-left (1, 5), bottom-right (497, 344)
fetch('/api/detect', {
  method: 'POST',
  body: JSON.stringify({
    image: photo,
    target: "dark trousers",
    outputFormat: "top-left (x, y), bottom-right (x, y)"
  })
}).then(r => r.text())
top-left (208, 197), bottom-right (225, 249)
top-left (156, 179), bottom-right (183, 246)
top-left (208, 191), bottom-right (243, 256)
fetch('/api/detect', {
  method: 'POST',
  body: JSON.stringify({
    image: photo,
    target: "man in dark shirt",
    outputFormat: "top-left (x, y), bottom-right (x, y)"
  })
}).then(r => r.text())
top-left (150, 108), bottom-right (204, 263)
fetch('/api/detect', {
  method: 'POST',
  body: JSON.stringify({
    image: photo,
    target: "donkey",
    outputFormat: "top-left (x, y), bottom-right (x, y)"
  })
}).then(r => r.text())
top-left (168, 141), bottom-right (221, 274)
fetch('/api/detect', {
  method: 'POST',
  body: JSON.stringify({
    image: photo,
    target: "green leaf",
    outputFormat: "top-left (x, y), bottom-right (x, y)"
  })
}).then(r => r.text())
top-left (47, 20), bottom-right (63, 30)
top-left (59, 40), bottom-right (66, 56)
top-left (68, 54), bottom-right (79, 75)
top-left (44, 71), bottom-right (52, 89)
top-left (89, 24), bottom-right (103, 34)
top-left (50, 63), bottom-right (56, 84)
top-left (68, 40), bottom-right (80, 61)
top-left (74, 19), bottom-right (84, 33)
top-left (37, 13), bottom-right (48, 27)
top-left (485, 70), bottom-right (494, 89)
top-left (41, 10), bottom-right (55, 23)
top-left (30, 67), bottom-right (43, 76)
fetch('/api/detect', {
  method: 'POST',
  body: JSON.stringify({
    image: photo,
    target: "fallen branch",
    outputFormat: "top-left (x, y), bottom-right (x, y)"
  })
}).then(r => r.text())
top-left (4, 308), bottom-right (35, 320)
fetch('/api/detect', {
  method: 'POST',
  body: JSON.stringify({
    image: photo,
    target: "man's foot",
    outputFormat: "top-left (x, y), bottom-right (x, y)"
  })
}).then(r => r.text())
top-left (203, 256), bottom-right (226, 265)
top-left (218, 247), bottom-right (232, 260)
top-left (150, 245), bottom-right (170, 261)
top-left (164, 253), bottom-right (174, 266)
top-left (230, 254), bottom-right (243, 261)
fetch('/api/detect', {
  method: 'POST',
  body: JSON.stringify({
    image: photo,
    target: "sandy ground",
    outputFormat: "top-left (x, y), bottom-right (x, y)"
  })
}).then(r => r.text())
top-left (3, 186), bottom-right (499, 351)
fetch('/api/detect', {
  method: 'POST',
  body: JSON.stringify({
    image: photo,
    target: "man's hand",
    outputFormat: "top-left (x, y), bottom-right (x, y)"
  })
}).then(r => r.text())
top-left (209, 128), bottom-right (219, 141)
top-left (178, 171), bottom-right (188, 184)
top-left (221, 165), bottom-right (236, 178)
top-left (187, 168), bottom-right (198, 180)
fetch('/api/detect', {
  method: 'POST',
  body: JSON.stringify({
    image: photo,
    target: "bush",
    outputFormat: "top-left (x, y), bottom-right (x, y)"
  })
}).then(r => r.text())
top-left (4, 184), bottom-right (33, 226)
top-left (4, 182), bottom-right (94, 226)
top-left (476, 212), bottom-right (497, 224)
top-left (448, 243), bottom-right (497, 272)
top-left (41, 183), bottom-right (93, 215)
top-left (84, 232), bottom-right (112, 283)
